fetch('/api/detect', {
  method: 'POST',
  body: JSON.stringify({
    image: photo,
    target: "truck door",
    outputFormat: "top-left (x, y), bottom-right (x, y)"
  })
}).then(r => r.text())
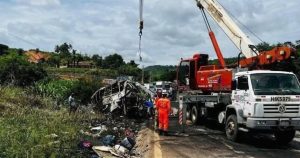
top-left (189, 60), bottom-right (196, 89)
top-left (177, 60), bottom-right (190, 92)
top-left (234, 76), bottom-right (249, 108)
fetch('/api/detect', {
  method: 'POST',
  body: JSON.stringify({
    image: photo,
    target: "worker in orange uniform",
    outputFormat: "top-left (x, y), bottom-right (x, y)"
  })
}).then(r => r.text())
top-left (154, 91), bottom-right (162, 130)
top-left (157, 90), bottom-right (171, 136)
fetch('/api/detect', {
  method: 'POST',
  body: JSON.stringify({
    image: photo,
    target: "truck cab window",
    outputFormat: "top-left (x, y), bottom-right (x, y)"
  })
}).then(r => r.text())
top-left (178, 61), bottom-right (189, 85)
top-left (237, 76), bottom-right (249, 90)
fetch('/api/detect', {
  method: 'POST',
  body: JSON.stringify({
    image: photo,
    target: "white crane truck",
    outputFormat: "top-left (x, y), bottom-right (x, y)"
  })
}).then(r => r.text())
top-left (137, 0), bottom-right (299, 144)
top-left (175, 0), bottom-right (300, 144)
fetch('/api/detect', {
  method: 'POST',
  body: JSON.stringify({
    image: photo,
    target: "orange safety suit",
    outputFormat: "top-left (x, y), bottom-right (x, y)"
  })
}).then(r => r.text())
top-left (154, 97), bottom-right (160, 107)
top-left (153, 97), bottom-right (160, 129)
top-left (157, 97), bottom-right (171, 131)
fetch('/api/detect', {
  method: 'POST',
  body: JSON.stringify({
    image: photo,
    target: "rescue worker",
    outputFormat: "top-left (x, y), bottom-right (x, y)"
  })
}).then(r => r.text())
top-left (154, 91), bottom-right (162, 106)
top-left (157, 90), bottom-right (171, 136)
top-left (154, 91), bottom-right (162, 130)
top-left (144, 99), bottom-right (154, 119)
top-left (68, 93), bottom-right (77, 115)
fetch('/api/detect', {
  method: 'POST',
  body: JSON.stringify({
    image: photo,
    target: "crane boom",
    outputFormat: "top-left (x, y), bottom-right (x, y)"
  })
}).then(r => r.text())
top-left (195, 0), bottom-right (257, 58)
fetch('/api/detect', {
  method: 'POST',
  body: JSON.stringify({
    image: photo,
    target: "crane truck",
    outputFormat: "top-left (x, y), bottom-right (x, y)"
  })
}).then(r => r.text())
top-left (176, 0), bottom-right (300, 144)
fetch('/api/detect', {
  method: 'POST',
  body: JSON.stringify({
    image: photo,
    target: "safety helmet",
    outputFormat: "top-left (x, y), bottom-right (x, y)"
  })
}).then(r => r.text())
top-left (162, 90), bottom-right (168, 97)
top-left (162, 89), bottom-right (167, 94)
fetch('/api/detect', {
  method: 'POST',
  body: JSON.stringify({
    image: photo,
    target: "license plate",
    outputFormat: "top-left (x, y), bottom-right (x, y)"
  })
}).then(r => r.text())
top-left (279, 120), bottom-right (290, 126)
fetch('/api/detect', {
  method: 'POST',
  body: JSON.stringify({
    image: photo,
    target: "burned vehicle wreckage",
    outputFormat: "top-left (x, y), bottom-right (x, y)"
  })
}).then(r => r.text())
top-left (91, 80), bottom-right (154, 117)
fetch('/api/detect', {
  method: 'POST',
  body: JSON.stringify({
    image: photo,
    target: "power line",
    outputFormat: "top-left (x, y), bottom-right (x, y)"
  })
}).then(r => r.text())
top-left (0, 29), bottom-right (39, 48)
top-left (7, 32), bottom-right (39, 48)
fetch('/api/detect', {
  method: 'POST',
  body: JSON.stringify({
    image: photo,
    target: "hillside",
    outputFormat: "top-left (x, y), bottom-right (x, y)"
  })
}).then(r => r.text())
top-left (144, 65), bottom-right (176, 71)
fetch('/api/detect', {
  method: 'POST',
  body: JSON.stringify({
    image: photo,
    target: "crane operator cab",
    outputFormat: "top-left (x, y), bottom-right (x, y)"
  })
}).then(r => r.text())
top-left (177, 53), bottom-right (232, 93)
top-left (177, 54), bottom-right (209, 92)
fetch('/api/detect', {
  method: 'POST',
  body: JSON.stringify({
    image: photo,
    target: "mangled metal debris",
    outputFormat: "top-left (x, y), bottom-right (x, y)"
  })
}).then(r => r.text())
top-left (91, 80), bottom-right (154, 116)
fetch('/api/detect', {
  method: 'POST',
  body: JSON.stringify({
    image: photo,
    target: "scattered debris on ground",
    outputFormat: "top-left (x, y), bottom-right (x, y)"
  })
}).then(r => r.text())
top-left (77, 113), bottom-right (148, 158)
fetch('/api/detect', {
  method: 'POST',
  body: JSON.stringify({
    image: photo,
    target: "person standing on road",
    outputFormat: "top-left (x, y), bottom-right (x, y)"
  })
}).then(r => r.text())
top-left (68, 93), bottom-right (77, 115)
top-left (145, 99), bottom-right (154, 119)
top-left (154, 91), bottom-right (162, 130)
top-left (157, 90), bottom-right (171, 135)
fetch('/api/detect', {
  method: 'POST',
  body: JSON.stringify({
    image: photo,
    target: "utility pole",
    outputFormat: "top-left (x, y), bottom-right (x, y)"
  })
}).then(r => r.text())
top-left (141, 65), bottom-right (144, 85)
top-left (149, 71), bottom-right (152, 83)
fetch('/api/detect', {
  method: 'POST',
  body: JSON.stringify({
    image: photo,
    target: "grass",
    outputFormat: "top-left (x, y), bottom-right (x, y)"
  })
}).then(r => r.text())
top-left (46, 67), bottom-right (118, 80)
top-left (0, 86), bottom-right (103, 157)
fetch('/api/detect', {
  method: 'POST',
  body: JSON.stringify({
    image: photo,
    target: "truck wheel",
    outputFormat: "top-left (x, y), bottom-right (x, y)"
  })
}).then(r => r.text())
top-left (225, 114), bottom-right (239, 142)
top-left (274, 129), bottom-right (295, 145)
top-left (191, 106), bottom-right (198, 124)
top-left (186, 105), bottom-right (191, 120)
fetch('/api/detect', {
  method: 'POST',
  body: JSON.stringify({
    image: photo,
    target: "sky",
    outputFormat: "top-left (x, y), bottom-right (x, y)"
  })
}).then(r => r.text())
top-left (0, 0), bottom-right (299, 66)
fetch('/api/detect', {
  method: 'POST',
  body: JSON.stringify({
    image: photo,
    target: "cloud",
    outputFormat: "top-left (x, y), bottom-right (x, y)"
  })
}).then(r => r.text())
top-left (15, 0), bottom-right (60, 6)
top-left (0, 0), bottom-right (299, 66)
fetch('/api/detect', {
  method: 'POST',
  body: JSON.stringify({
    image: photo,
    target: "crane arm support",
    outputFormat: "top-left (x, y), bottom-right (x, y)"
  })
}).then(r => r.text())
top-left (195, 0), bottom-right (256, 58)
top-left (209, 31), bottom-right (226, 68)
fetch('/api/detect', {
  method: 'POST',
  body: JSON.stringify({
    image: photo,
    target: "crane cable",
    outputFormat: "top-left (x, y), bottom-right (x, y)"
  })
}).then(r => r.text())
top-left (197, 3), bottom-right (212, 33)
top-left (218, 1), bottom-right (264, 43)
top-left (138, 0), bottom-right (144, 62)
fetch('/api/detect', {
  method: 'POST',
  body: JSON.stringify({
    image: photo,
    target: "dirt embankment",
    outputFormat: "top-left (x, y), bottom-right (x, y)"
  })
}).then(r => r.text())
top-left (134, 121), bottom-right (162, 158)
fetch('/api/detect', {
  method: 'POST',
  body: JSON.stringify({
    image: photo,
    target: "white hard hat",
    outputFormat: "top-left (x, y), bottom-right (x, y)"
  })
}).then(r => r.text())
top-left (162, 90), bottom-right (167, 94)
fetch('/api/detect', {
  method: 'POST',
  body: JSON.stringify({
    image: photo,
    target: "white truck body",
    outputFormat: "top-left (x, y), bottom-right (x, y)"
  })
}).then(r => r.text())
top-left (180, 70), bottom-right (300, 143)
top-left (229, 70), bottom-right (300, 130)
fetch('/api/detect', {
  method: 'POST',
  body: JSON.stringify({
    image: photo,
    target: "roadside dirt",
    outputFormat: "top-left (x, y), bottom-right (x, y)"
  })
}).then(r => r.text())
top-left (134, 127), bottom-right (163, 158)
top-left (134, 118), bottom-right (300, 158)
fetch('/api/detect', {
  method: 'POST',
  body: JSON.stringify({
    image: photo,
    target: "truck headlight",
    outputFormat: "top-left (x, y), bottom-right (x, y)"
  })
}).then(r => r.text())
top-left (257, 121), bottom-right (266, 125)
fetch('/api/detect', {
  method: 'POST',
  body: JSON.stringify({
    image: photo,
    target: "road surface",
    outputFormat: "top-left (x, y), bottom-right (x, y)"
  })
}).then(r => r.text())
top-left (145, 117), bottom-right (300, 158)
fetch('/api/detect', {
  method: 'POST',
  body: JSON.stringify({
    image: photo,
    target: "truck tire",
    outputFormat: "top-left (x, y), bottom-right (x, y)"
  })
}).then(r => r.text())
top-left (186, 105), bottom-right (191, 120)
top-left (225, 114), bottom-right (240, 142)
top-left (274, 129), bottom-right (295, 145)
top-left (191, 105), bottom-right (198, 124)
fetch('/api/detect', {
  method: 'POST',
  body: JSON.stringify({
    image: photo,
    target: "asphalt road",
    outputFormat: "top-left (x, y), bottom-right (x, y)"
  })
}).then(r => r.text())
top-left (153, 117), bottom-right (300, 158)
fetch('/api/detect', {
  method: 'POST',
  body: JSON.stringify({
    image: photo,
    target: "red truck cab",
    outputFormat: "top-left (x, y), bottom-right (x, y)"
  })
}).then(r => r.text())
top-left (177, 53), bottom-right (232, 93)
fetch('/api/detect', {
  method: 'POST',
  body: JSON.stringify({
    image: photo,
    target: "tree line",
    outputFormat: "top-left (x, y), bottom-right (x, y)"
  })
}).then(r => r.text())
top-left (0, 40), bottom-right (299, 85)
top-left (48, 42), bottom-right (138, 69)
top-left (146, 40), bottom-right (300, 82)
top-left (0, 42), bottom-right (144, 86)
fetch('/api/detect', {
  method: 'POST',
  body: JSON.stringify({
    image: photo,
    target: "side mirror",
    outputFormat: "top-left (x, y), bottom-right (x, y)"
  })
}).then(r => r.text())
top-left (232, 80), bottom-right (237, 90)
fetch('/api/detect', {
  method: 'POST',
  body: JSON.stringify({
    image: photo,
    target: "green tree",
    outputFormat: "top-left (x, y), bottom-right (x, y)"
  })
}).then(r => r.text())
top-left (48, 53), bottom-right (61, 68)
top-left (128, 60), bottom-right (138, 67)
top-left (0, 52), bottom-right (47, 86)
top-left (157, 70), bottom-right (176, 82)
top-left (102, 53), bottom-right (125, 69)
top-left (54, 43), bottom-right (72, 66)
top-left (82, 53), bottom-right (91, 61)
top-left (256, 42), bottom-right (273, 52)
top-left (0, 44), bottom-right (9, 55)
top-left (296, 40), bottom-right (300, 47)
top-left (17, 49), bottom-right (24, 55)
top-left (118, 64), bottom-right (141, 76)
top-left (72, 49), bottom-right (76, 67)
top-left (92, 54), bottom-right (103, 67)
top-left (75, 53), bottom-right (84, 66)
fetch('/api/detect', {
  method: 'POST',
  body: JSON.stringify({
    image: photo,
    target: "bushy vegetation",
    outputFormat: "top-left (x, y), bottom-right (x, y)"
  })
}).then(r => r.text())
top-left (0, 87), bottom-right (103, 157)
top-left (144, 65), bottom-right (176, 82)
top-left (35, 79), bottom-right (79, 102)
top-left (0, 45), bottom-right (107, 157)
top-left (0, 52), bottom-right (46, 86)
top-left (35, 78), bottom-right (103, 105)
top-left (46, 67), bottom-right (119, 79)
